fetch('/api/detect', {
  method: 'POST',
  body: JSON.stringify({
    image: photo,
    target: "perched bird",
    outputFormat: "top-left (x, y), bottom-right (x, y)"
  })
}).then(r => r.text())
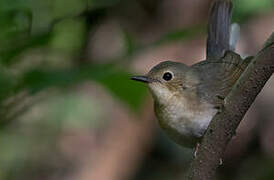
top-left (131, 52), bottom-right (250, 147)
top-left (131, 0), bottom-right (250, 148)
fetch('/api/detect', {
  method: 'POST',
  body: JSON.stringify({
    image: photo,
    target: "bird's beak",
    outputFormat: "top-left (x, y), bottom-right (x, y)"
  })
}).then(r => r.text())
top-left (131, 76), bottom-right (150, 83)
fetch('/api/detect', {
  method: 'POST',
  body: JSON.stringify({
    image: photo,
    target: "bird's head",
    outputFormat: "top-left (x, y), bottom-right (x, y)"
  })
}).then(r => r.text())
top-left (131, 61), bottom-right (199, 105)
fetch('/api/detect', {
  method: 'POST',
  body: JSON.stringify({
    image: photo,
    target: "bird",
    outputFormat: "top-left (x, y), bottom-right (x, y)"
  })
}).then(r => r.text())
top-left (131, 0), bottom-right (250, 149)
top-left (131, 52), bottom-right (250, 147)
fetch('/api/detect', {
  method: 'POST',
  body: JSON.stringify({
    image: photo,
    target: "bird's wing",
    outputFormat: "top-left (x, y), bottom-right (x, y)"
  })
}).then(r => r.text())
top-left (191, 51), bottom-right (251, 105)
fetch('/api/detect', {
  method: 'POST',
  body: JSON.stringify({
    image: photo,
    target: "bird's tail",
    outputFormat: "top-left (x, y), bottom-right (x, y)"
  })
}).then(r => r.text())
top-left (206, 0), bottom-right (233, 60)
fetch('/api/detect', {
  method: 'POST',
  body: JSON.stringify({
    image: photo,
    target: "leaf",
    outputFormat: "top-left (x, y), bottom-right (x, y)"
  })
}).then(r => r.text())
top-left (20, 64), bottom-right (148, 112)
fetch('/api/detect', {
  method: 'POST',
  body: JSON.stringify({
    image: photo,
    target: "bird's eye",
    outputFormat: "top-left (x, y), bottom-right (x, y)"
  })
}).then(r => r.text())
top-left (163, 72), bottom-right (173, 81)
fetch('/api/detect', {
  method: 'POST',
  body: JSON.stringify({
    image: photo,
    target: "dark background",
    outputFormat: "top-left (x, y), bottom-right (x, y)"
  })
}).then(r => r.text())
top-left (0, 0), bottom-right (274, 179)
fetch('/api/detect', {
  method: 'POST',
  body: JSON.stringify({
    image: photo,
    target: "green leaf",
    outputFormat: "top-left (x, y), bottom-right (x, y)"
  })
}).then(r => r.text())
top-left (20, 64), bottom-right (147, 112)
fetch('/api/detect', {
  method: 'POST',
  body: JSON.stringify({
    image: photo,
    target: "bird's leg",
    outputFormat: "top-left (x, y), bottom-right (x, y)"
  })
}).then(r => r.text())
top-left (193, 143), bottom-right (200, 158)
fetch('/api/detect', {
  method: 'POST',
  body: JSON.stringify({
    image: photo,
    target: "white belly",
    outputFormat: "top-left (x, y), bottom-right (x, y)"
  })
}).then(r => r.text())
top-left (155, 97), bottom-right (217, 146)
top-left (166, 104), bottom-right (217, 137)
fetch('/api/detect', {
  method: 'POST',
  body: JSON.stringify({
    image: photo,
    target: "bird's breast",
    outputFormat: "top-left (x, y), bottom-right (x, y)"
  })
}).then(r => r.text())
top-left (155, 95), bottom-right (217, 147)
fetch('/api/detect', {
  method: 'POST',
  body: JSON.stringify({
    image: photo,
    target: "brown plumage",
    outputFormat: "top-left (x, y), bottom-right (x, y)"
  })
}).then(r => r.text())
top-left (132, 51), bottom-right (250, 147)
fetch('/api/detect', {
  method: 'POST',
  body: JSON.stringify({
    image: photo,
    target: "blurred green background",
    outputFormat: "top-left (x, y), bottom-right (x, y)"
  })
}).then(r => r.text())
top-left (0, 0), bottom-right (273, 179)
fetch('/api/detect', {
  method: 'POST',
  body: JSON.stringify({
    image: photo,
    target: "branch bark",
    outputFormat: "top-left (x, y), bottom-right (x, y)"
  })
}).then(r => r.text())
top-left (186, 32), bottom-right (274, 179)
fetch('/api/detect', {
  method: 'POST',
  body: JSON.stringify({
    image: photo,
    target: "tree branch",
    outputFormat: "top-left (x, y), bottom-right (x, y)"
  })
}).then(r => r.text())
top-left (186, 32), bottom-right (274, 179)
